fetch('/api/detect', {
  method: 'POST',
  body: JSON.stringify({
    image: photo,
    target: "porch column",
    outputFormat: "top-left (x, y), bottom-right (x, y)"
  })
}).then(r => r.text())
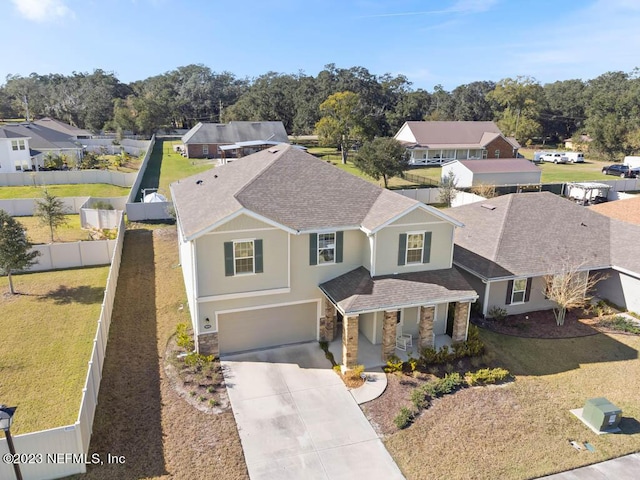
top-left (452, 302), bottom-right (471, 342)
top-left (342, 314), bottom-right (359, 369)
top-left (321, 298), bottom-right (337, 342)
top-left (418, 306), bottom-right (435, 349)
top-left (381, 311), bottom-right (397, 362)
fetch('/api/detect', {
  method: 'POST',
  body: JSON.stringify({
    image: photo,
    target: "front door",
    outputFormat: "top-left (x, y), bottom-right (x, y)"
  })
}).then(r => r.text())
top-left (446, 303), bottom-right (455, 337)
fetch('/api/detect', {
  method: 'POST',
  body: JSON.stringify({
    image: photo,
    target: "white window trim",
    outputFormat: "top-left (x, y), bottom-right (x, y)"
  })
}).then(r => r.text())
top-left (202, 144), bottom-right (209, 155)
top-left (405, 231), bottom-right (424, 265)
top-left (511, 278), bottom-right (527, 305)
top-left (233, 238), bottom-right (255, 276)
top-left (318, 231), bottom-right (336, 265)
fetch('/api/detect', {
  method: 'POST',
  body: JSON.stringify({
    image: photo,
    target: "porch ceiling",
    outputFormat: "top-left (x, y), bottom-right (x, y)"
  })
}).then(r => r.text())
top-left (319, 266), bottom-right (477, 315)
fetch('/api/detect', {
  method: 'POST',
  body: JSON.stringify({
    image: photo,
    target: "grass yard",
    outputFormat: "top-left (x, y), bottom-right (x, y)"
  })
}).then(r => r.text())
top-left (78, 226), bottom-right (247, 480)
top-left (385, 329), bottom-right (640, 479)
top-left (16, 214), bottom-right (90, 243)
top-left (0, 266), bottom-right (109, 434)
top-left (136, 139), bottom-right (215, 201)
top-left (0, 183), bottom-right (130, 199)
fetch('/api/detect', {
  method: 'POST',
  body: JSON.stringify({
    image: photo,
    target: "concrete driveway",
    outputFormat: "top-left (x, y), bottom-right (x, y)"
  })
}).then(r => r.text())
top-left (222, 342), bottom-right (404, 480)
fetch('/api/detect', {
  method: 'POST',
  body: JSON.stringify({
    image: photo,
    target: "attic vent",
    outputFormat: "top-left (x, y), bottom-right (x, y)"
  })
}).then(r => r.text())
top-left (214, 175), bottom-right (218, 178)
top-left (481, 204), bottom-right (496, 210)
top-left (196, 180), bottom-right (203, 185)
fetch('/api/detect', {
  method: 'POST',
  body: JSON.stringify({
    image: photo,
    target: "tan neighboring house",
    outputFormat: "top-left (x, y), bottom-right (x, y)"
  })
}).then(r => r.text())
top-left (445, 192), bottom-right (640, 317)
top-left (394, 121), bottom-right (520, 165)
top-left (589, 196), bottom-right (640, 226)
top-left (170, 144), bottom-right (478, 367)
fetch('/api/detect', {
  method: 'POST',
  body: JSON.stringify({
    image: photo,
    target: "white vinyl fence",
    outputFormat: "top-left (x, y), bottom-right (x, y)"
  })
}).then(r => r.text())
top-left (394, 188), bottom-right (485, 207)
top-left (29, 240), bottom-right (116, 271)
top-left (82, 138), bottom-right (151, 157)
top-left (0, 170), bottom-right (136, 188)
top-left (127, 135), bottom-right (156, 204)
top-left (80, 197), bottom-right (127, 230)
top-left (126, 201), bottom-right (173, 221)
top-left (0, 212), bottom-right (126, 480)
top-left (1, 196), bottom-right (127, 218)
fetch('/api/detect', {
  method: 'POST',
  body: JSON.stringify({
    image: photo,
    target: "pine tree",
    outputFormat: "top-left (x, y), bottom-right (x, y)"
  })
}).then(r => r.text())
top-left (0, 210), bottom-right (40, 294)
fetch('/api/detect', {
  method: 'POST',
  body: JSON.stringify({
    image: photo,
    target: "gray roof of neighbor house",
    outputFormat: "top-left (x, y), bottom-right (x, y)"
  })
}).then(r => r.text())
top-left (171, 144), bottom-right (460, 240)
top-left (397, 121), bottom-right (519, 150)
top-left (32, 117), bottom-right (92, 138)
top-left (0, 127), bottom-right (29, 139)
top-left (320, 266), bottom-right (477, 315)
top-left (449, 158), bottom-right (541, 174)
top-left (181, 121), bottom-right (289, 145)
top-left (0, 123), bottom-right (81, 151)
top-left (444, 192), bottom-right (640, 279)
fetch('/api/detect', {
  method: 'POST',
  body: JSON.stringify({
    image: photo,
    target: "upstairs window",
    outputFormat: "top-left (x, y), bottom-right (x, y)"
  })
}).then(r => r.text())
top-left (224, 239), bottom-right (263, 276)
top-left (406, 233), bottom-right (424, 264)
top-left (11, 140), bottom-right (26, 151)
top-left (318, 232), bottom-right (335, 264)
top-left (397, 232), bottom-right (432, 266)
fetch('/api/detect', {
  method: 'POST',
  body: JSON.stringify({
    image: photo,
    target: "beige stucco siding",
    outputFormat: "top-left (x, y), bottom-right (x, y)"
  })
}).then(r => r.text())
top-left (217, 301), bottom-right (318, 354)
top-left (359, 312), bottom-right (376, 344)
top-left (213, 213), bottom-right (275, 232)
top-left (195, 227), bottom-right (289, 297)
top-left (433, 303), bottom-right (448, 335)
top-left (375, 220), bottom-right (454, 275)
top-left (389, 208), bottom-right (445, 227)
top-left (596, 269), bottom-right (640, 314)
top-left (402, 307), bottom-right (420, 337)
top-left (456, 267), bottom-right (487, 311)
top-left (488, 276), bottom-right (554, 315)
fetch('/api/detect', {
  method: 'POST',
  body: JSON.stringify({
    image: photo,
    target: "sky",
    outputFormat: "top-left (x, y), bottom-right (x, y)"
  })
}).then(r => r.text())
top-left (2, 0), bottom-right (640, 91)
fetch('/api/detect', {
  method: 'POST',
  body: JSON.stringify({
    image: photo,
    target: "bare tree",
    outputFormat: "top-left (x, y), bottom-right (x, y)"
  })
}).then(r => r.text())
top-left (471, 183), bottom-right (497, 199)
top-left (543, 264), bottom-right (604, 326)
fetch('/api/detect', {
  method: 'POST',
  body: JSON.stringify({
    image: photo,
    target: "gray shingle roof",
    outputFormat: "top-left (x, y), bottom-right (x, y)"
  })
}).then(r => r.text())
top-left (399, 121), bottom-right (503, 146)
top-left (445, 192), bottom-right (614, 278)
top-left (182, 121), bottom-right (289, 145)
top-left (170, 144), bottom-right (454, 240)
top-left (33, 117), bottom-right (92, 138)
top-left (319, 266), bottom-right (477, 314)
top-left (0, 127), bottom-right (29, 139)
top-left (0, 123), bottom-right (80, 150)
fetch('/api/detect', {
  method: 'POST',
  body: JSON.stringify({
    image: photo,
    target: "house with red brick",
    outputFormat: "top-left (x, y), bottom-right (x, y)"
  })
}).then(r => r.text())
top-left (394, 121), bottom-right (520, 165)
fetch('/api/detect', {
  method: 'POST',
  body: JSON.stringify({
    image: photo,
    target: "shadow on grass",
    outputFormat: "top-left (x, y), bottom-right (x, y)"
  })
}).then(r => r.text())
top-left (480, 329), bottom-right (638, 376)
top-left (39, 285), bottom-right (105, 305)
top-left (619, 417), bottom-right (640, 435)
top-left (78, 229), bottom-right (167, 479)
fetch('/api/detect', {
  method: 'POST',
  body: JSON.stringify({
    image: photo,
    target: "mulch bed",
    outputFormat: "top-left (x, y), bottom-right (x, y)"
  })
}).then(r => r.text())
top-left (472, 308), bottom-right (603, 338)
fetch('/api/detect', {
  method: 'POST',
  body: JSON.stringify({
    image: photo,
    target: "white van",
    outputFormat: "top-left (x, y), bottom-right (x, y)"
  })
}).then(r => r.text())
top-left (624, 156), bottom-right (640, 169)
top-left (565, 152), bottom-right (584, 163)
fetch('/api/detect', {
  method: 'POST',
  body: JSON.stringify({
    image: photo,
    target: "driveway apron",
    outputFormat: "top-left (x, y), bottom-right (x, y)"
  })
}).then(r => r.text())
top-left (222, 342), bottom-right (405, 480)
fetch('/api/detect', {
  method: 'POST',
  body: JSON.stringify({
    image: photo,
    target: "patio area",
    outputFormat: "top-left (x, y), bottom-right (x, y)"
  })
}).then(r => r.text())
top-left (328, 328), bottom-right (453, 369)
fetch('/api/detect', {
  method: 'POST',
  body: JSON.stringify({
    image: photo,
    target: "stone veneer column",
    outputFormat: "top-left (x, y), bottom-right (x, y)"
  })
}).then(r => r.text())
top-left (342, 315), bottom-right (359, 369)
top-left (381, 311), bottom-right (397, 361)
top-left (197, 332), bottom-right (219, 357)
top-left (452, 302), bottom-right (470, 342)
top-left (324, 298), bottom-right (337, 342)
top-left (418, 306), bottom-right (435, 349)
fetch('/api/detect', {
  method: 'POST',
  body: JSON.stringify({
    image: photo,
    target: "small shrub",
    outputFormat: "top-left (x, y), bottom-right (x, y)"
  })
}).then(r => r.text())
top-left (465, 367), bottom-right (511, 386)
top-left (444, 363), bottom-right (455, 374)
top-left (346, 364), bottom-right (365, 382)
top-left (435, 372), bottom-right (463, 395)
top-left (394, 407), bottom-right (415, 429)
top-left (93, 200), bottom-right (114, 210)
top-left (599, 316), bottom-right (640, 334)
top-left (198, 395), bottom-right (206, 402)
top-left (406, 354), bottom-right (418, 373)
top-left (184, 352), bottom-right (214, 368)
top-left (384, 354), bottom-right (403, 374)
top-left (333, 365), bottom-right (342, 374)
top-left (176, 322), bottom-right (194, 351)
top-left (488, 306), bottom-right (507, 321)
top-left (189, 391), bottom-right (196, 397)
top-left (410, 386), bottom-right (432, 410)
top-left (206, 386), bottom-right (215, 394)
top-left (209, 399), bottom-right (218, 407)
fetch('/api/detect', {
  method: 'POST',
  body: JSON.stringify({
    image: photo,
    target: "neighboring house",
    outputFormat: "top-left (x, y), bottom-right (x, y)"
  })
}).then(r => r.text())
top-left (589, 195), bottom-right (640, 225)
top-left (394, 121), bottom-right (520, 165)
top-left (181, 121), bottom-right (289, 159)
top-left (564, 134), bottom-right (592, 151)
top-left (445, 192), bottom-right (640, 317)
top-left (0, 123), bottom-right (83, 168)
top-left (171, 144), bottom-right (478, 367)
top-left (33, 117), bottom-right (93, 139)
top-left (442, 158), bottom-right (541, 188)
top-left (0, 127), bottom-right (32, 172)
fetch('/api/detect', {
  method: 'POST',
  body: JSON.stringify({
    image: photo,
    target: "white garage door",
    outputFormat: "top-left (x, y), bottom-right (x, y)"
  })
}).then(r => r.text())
top-left (218, 302), bottom-right (318, 354)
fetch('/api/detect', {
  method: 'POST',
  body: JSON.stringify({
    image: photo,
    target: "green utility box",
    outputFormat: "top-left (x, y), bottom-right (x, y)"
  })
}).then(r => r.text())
top-left (582, 397), bottom-right (622, 432)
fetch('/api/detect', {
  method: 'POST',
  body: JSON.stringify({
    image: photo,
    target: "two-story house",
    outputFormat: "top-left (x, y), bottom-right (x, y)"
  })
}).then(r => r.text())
top-left (171, 145), bottom-right (477, 367)
top-left (394, 121), bottom-right (520, 165)
top-left (0, 127), bottom-right (32, 172)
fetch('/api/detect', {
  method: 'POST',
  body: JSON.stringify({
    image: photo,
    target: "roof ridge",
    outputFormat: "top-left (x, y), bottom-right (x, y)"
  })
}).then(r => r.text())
top-left (491, 194), bottom-right (514, 263)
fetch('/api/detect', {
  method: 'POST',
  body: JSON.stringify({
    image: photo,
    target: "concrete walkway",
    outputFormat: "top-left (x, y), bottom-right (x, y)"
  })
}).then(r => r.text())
top-left (540, 453), bottom-right (640, 479)
top-left (222, 343), bottom-right (404, 480)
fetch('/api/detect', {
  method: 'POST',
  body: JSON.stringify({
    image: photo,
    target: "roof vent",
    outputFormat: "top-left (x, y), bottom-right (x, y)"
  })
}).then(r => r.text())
top-left (214, 175), bottom-right (218, 178)
top-left (267, 147), bottom-right (279, 153)
top-left (196, 180), bottom-right (203, 185)
top-left (481, 204), bottom-right (496, 210)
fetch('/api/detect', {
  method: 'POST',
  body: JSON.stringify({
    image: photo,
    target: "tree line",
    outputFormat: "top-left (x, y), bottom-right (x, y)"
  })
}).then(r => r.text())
top-left (2, 64), bottom-right (640, 157)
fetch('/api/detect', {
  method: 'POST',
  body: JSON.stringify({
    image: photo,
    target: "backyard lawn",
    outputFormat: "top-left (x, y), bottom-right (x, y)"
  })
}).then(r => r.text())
top-left (17, 214), bottom-right (90, 243)
top-left (385, 329), bottom-right (640, 479)
top-left (0, 266), bottom-right (110, 434)
top-left (0, 183), bottom-right (130, 199)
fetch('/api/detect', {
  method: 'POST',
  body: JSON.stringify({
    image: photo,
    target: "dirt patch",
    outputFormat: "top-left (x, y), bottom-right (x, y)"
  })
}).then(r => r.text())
top-left (472, 308), bottom-right (602, 338)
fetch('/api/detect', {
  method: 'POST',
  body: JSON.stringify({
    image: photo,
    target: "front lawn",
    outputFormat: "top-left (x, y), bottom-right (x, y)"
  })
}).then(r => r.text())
top-left (16, 214), bottom-right (90, 243)
top-left (382, 330), bottom-right (640, 479)
top-left (0, 266), bottom-right (110, 434)
top-left (0, 184), bottom-right (130, 199)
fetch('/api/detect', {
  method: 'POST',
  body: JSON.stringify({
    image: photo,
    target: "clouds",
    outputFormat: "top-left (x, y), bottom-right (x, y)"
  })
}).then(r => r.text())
top-left (11, 0), bottom-right (75, 22)
top-left (358, 0), bottom-right (499, 18)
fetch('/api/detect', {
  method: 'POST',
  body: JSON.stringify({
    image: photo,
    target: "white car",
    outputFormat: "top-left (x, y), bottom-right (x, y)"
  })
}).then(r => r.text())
top-left (541, 152), bottom-right (568, 164)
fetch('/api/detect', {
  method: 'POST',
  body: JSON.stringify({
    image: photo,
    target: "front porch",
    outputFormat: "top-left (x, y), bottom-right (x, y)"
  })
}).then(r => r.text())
top-left (327, 330), bottom-right (453, 369)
